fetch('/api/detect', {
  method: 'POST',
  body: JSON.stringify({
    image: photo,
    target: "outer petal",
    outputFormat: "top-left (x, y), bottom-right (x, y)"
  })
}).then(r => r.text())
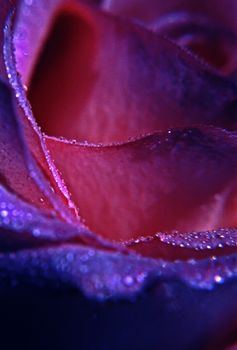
top-left (0, 0), bottom-right (80, 221)
top-left (0, 244), bottom-right (237, 349)
top-left (0, 79), bottom-right (54, 208)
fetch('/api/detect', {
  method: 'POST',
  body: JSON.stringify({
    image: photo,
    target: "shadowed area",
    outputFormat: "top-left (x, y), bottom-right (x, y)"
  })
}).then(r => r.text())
top-left (28, 9), bottom-right (96, 140)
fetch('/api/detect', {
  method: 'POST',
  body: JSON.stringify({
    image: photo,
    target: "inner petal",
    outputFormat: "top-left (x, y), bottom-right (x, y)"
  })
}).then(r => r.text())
top-left (151, 13), bottom-right (237, 75)
top-left (104, 0), bottom-right (237, 75)
top-left (104, 0), bottom-right (237, 34)
top-left (26, 4), bottom-right (237, 144)
top-left (46, 127), bottom-right (237, 242)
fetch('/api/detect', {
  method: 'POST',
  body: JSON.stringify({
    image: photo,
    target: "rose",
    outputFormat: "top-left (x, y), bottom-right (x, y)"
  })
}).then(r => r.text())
top-left (3, 0), bottom-right (237, 346)
top-left (1, 0), bottom-right (237, 348)
top-left (1, 0), bottom-right (237, 349)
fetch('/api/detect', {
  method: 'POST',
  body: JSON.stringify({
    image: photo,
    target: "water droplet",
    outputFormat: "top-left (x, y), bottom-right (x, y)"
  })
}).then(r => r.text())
top-left (66, 252), bottom-right (74, 262)
top-left (88, 250), bottom-right (95, 257)
top-left (32, 228), bottom-right (41, 237)
top-left (80, 265), bottom-right (89, 273)
top-left (214, 275), bottom-right (223, 284)
top-left (0, 210), bottom-right (8, 218)
top-left (136, 272), bottom-right (146, 283)
top-left (123, 275), bottom-right (134, 286)
top-left (188, 259), bottom-right (196, 265)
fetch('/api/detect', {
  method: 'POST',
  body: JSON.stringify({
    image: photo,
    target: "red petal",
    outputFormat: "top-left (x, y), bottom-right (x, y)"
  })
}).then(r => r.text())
top-left (45, 127), bottom-right (237, 242)
top-left (18, 1), bottom-right (237, 144)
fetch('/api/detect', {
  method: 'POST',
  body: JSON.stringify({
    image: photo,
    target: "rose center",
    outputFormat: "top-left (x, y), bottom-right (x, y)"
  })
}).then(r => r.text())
top-left (151, 13), bottom-right (237, 75)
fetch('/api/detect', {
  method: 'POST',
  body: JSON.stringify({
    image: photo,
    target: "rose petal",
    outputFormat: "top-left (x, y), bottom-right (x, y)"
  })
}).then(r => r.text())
top-left (0, 248), bottom-right (237, 349)
top-left (104, 0), bottom-right (237, 75)
top-left (103, 0), bottom-right (237, 33)
top-left (0, 181), bottom-right (119, 251)
top-left (0, 80), bottom-right (55, 209)
top-left (45, 127), bottom-right (237, 243)
top-left (14, 0), bottom-right (237, 144)
top-left (1, 3), bottom-right (80, 220)
top-left (1, 241), bottom-right (237, 297)
top-left (151, 14), bottom-right (237, 75)
top-left (0, 0), bottom-right (14, 78)
top-left (0, 183), bottom-right (77, 250)
top-left (126, 229), bottom-right (237, 260)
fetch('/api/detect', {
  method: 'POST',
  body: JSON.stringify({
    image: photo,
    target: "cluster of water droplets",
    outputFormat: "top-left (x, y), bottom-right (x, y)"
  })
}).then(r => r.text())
top-left (0, 184), bottom-right (86, 244)
top-left (0, 182), bottom-right (234, 298)
top-left (156, 229), bottom-right (237, 250)
top-left (0, 241), bottom-right (237, 299)
top-left (125, 228), bottom-right (237, 252)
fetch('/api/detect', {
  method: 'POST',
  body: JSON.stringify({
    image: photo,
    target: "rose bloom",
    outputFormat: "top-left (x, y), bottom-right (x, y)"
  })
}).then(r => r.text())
top-left (1, 0), bottom-right (237, 349)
